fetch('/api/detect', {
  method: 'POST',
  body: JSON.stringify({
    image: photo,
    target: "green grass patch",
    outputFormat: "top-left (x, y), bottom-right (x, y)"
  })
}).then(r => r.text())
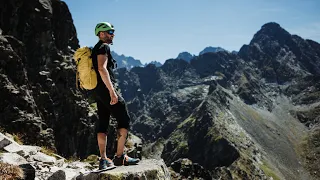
top-left (239, 73), bottom-right (249, 86)
top-left (89, 103), bottom-right (97, 111)
top-left (239, 132), bottom-right (246, 139)
top-left (65, 156), bottom-right (80, 163)
top-left (260, 161), bottom-right (281, 180)
top-left (177, 116), bottom-right (196, 129)
top-left (207, 125), bottom-right (223, 143)
top-left (82, 154), bottom-right (99, 165)
top-left (297, 129), bottom-right (320, 179)
top-left (169, 129), bottom-right (189, 155)
top-left (177, 141), bottom-right (189, 154)
top-left (170, 130), bottom-right (185, 144)
top-left (0, 150), bottom-right (5, 155)
top-left (247, 108), bottom-right (263, 121)
top-left (40, 146), bottom-right (56, 157)
top-left (12, 134), bottom-right (23, 145)
top-left (214, 135), bottom-right (223, 142)
top-left (0, 127), bottom-right (5, 134)
top-left (238, 112), bottom-right (248, 121)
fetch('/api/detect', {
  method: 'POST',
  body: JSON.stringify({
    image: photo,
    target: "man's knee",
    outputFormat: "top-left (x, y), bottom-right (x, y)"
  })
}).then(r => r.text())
top-left (113, 102), bottom-right (131, 130)
top-left (117, 129), bottom-right (128, 139)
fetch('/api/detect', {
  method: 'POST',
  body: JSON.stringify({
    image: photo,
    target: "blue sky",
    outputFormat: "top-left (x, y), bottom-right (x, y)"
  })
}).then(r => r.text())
top-left (64, 0), bottom-right (320, 64)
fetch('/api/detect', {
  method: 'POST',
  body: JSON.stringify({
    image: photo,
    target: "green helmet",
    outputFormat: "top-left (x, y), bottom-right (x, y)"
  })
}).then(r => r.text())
top-left (95, 22), bottom-right (115, 36)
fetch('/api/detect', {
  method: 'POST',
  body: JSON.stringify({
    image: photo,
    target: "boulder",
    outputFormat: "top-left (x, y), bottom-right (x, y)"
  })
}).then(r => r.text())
top-left (77, 159), bottom-right (170, 180)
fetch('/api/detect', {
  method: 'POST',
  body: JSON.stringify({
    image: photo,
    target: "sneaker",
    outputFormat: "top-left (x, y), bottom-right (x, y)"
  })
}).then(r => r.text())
top-left (113, 154), bottom-right (140, 166)
top-left (99, 158), bottom-right (114, 170)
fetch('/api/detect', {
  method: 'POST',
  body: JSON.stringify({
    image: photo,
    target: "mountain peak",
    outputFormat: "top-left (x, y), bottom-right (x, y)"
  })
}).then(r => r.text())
top-left (261, 22), bottom-right (281, 29)
top-left (199, 46), bottom-right (226, 55)
top-left (176, 52), bottom-right (194, 62)
top-left (250, 22), bottom-right (291, 45)
top-left (147, 61), bottom-right (162, 67)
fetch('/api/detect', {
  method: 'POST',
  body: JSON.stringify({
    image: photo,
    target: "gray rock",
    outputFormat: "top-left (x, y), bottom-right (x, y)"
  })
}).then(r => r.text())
top-left (77, 159), bottom-right (170, 180)
top-left (17, 145), bottom-right (41, 157)
top-left (0, 152), bottom-right (28, 165)
top-left (48, 170), bottom-right (66, 180)
top-left (0, 132), bottom-right (15, 149)
top-left (30, 152), bottom-right (56, 164)
top-left (19, 164), bottom-right (36, 180)
top-left (0, 134), bottom-right (11, 149)
top-left (3, 142), bottom-right (23, 153)
top-left (0, 132), bottom-right (23, 153)
top-left (55, 159), bottom-right (65, 167)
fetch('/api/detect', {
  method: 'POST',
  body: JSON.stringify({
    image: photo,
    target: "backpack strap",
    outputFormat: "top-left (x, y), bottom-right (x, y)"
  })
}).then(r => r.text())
top-left (76, 70), bottom-right (79, 89)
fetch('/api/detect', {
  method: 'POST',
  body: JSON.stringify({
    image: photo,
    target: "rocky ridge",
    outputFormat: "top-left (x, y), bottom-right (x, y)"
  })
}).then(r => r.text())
top-left (0, 132), bottom-right (170, 180)
top-left (115, 22), bottom-right (320, 180)
top-left (111, 51), bottom-right (143, 69)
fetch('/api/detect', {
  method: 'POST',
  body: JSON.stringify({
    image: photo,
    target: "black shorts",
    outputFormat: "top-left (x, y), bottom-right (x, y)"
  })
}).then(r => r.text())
top-left (94, 83), bottom-right (131, 134)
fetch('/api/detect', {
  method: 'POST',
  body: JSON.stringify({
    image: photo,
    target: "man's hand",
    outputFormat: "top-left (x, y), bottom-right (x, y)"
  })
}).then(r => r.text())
top-left (110, 90), bottom-right (118, 105)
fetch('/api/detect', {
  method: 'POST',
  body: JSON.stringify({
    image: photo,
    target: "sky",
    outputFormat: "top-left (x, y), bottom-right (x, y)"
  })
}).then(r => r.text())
top-left (64, 0), bottom-right (320, 64)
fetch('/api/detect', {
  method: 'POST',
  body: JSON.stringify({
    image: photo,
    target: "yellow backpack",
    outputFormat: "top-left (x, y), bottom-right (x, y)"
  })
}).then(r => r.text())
top-left (73, 47), bottom-right (97, 90)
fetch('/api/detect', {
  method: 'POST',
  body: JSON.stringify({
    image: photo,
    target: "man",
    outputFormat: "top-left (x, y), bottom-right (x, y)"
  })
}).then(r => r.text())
top-left (91, 22), bottom-right (140, 169)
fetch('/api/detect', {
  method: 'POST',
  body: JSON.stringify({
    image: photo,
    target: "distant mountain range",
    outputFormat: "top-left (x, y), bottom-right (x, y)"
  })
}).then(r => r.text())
top-left (112, 46), bottom-right (234, 68)
top-left (199, 46), bottom-right (226, 55)
top-left (111, 51), bottom-right (163, 69)
top-left (147, 61), bottom-right (162, 67)
top-left (111, 51), bottom-right (143, 69)
top-left (176, 46), bottom-right (229, 62)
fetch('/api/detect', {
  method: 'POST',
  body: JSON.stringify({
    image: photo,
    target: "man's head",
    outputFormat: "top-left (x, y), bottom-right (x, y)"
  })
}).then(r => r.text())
top-left (95, 22), bottom-right (115, 44)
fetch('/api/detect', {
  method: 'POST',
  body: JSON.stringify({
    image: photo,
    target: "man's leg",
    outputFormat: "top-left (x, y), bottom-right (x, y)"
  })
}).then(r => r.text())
top-left (113, 127), bottom-right (139, 166)
top-left (111, 98), bottom-right (140, 166)
top-left (96, 100), bottom-right (114, 169)
top-left (97, 133), bottom-right (108, 159)
top-left (116, 128), bottom-right (128, 157)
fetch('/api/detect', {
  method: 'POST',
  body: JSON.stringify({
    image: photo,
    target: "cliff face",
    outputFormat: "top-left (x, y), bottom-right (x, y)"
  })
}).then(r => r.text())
top-left (0, 0), bottom-right (98, 158)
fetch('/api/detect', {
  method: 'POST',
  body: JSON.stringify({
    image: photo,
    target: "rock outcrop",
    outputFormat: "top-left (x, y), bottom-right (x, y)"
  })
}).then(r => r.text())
top-left (0, 0), bottom-right (99, 159)
top-left (77, 159), bottom-right (170, 180)
top-left (0, 132), bottom-right (170, 180)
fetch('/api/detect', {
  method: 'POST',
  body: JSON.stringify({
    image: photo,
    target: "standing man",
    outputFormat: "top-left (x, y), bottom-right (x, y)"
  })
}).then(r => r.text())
top-left (91, 22), bottom-right (140, 169)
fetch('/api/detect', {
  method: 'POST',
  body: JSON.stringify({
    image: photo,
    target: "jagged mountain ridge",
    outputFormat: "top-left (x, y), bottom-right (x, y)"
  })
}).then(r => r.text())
top-left (176, 46), bottom-right (228, 62)
top-left (147, 61), bottom-right (162, 67)
top-left (115, 22), bottom-right (320, 179)
top-left (113, 45), bottom-right (228, 68)
top-left (111, 51), bottom-right (143, 69)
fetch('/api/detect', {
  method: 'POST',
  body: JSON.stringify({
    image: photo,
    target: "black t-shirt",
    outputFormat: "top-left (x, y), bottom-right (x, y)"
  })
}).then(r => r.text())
top-left (92, 40), bottom-right (117, 86)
